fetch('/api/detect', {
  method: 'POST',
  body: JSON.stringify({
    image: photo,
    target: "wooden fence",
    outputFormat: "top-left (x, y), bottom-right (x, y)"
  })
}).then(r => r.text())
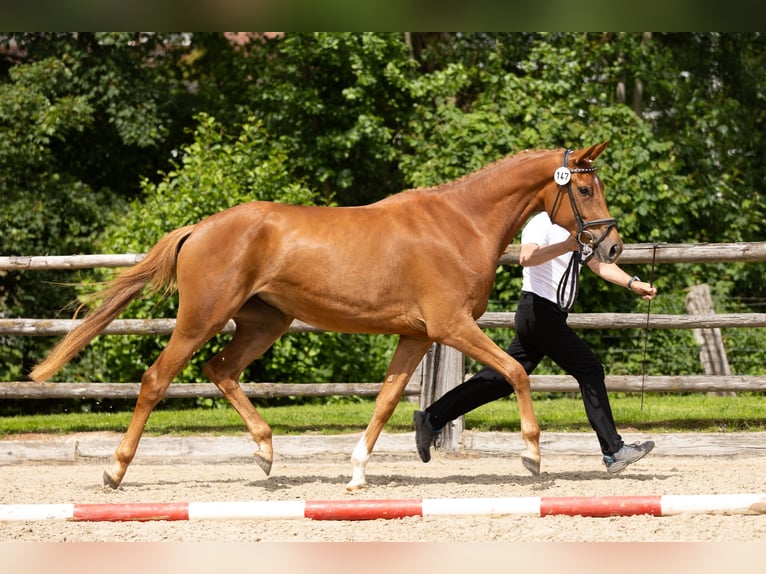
top-left (2, 242), bottom-right (766, 405)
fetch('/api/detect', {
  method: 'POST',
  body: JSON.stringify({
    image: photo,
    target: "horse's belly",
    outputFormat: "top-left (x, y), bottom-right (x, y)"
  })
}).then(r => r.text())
top-left (260, 292), bottom-right (424, 336)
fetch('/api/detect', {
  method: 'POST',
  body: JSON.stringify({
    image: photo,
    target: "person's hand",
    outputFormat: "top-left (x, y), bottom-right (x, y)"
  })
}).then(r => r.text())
top-left (630, 280), bottom-right (657, 300)
top-left (564, 235), bottom-right (580, 252)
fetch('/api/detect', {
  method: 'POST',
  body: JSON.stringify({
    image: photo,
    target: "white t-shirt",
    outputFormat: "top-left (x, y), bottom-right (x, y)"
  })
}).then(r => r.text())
top-left (520, 212), bottom-right (580, 305)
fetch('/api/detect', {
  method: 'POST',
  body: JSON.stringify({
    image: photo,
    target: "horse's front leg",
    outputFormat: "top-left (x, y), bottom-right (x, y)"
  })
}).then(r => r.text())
top-left (441, 321), bottom-right (541, 476)
top-left (508, 369), bottom-right (541, 475)
top-left (346, 336), bottom-right (431, 491)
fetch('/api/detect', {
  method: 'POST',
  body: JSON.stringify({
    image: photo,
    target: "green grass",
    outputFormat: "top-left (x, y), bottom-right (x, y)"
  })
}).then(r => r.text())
top-left (1, 393), bottom-right (765, 437)
top-left (467, 393), bottom-right (766, 433)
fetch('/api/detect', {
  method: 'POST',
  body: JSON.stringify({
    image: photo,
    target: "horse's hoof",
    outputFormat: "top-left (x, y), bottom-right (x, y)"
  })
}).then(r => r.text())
top-left (345, 481), bottom-right (366, 492)
top-left (522, 455), bottom-right (541, 476)
top-left (102, 470), bottom-right (120, 489)
top-left (254, 452), bottom-right (272, 476)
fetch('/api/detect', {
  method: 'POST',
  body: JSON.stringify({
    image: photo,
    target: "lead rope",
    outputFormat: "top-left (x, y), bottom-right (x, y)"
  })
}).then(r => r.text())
top-left (639, 243), bottom-right (659, 410)
top-left (557, 248), bottom-right (585, 312)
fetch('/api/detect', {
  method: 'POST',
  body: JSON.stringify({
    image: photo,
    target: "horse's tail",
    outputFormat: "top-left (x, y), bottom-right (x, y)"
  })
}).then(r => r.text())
top-left (29, 225), bottom-right (196, 383)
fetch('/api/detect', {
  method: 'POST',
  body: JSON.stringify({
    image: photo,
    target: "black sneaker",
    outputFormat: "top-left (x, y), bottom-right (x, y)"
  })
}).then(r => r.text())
top-left (603, 441), bottom-right (655, 474)
top-left (413, 410), bottom-right (440, 463)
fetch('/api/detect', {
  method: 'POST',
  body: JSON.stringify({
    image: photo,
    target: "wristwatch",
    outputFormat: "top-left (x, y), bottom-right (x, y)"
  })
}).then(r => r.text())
top-left (627, 276), bottom-right (640, 290)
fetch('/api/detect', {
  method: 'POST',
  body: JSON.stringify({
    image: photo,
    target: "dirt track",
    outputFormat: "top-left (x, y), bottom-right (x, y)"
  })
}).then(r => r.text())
top-left (2, 430), bottom-right (766, 543)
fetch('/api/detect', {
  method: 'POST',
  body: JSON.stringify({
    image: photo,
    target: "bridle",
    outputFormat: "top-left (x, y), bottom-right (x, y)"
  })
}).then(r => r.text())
top-left (550, 149), bottom-right (617, 263)
top-left (550, 149), bottom-right (617, 311)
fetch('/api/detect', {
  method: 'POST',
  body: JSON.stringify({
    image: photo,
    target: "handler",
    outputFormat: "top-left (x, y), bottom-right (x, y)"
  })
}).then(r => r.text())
top-left (414, 211), bottom-right (657, 473)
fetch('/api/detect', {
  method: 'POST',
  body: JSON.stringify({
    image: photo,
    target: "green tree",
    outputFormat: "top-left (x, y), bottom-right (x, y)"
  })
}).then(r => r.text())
top-left (237, 32), bottom-right (418, 206)
top-left (0, 56), bottom-right (123, 379)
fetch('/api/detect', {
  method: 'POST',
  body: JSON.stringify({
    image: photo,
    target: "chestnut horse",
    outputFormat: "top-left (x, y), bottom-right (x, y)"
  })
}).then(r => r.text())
top-left (30, 142), bottom-right (622, 491)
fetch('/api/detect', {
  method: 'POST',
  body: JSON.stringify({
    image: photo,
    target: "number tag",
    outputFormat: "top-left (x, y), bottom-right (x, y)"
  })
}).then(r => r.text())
top-left (554, 167), bottom-right (571, 185)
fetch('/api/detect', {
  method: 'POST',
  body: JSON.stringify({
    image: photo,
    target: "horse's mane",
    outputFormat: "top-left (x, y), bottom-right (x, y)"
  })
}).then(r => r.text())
top-left (399, 147), bottom-right (559, 198)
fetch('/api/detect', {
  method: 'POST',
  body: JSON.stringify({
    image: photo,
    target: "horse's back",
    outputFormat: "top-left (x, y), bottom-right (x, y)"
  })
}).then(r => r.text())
top-left (188, 198), bottom-right (436, 260)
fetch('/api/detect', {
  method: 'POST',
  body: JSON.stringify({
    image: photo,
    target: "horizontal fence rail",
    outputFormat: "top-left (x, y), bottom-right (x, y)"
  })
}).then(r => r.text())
top-left (3, 313), bottom-right (766, 337)
top-left (0, 381), bottom-right (412, 399)
top-left (2, 242), bottom-right (766, 271)
top-left (0, 253), bottom-right (145, 270)
top-left (501, 242), bottom-right (766, 265)
top-left (3, 375), bottom-right (766, 401)
top-left (2, 242), bottom-right (766, 402)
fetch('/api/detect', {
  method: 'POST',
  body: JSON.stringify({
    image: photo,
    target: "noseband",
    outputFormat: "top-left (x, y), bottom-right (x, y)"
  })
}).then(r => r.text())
top-left (550, 149), bottom-right (617, 311)
top-left (550, 149), bottom-right (617, 263)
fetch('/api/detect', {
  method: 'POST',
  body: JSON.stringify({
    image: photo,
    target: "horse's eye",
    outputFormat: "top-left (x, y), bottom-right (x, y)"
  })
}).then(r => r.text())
top-left (577, 186), bottom-right (591, 196)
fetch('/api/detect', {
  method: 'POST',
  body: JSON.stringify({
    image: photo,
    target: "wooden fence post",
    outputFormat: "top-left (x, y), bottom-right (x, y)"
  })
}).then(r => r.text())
top-left (418, 343), bottom-right (465, 453)
top-left (685, 283), bottom-right (734, 396)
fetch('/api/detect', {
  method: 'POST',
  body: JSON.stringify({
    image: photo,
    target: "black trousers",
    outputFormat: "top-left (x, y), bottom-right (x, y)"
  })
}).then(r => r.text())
top-left (426, 291), bottom-right (624, 456)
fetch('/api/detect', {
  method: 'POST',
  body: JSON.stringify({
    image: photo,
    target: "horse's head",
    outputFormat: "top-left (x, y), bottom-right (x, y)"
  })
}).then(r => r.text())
top-left (544, 142), bottom-right (622, 263)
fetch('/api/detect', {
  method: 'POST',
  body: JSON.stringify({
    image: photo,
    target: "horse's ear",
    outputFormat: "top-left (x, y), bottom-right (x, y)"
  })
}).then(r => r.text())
top-left (572, 141), bottom-right (609, 165)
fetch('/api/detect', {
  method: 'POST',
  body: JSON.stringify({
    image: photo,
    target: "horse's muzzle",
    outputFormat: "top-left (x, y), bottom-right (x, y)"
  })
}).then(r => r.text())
top-left (596, 235), bottom-right (623, 263)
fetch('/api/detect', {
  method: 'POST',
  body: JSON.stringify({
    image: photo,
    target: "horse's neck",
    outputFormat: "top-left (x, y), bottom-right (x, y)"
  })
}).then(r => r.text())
top-left (447, 154), bottom-right (550, 253)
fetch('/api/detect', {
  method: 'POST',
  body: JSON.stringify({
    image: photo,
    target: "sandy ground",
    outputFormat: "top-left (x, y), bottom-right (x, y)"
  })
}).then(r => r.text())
top-left (2, 430), bottom-right (766, 544)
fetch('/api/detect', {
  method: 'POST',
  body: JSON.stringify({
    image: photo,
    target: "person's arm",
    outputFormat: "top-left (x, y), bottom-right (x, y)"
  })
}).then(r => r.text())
top-left (587, 260), bottom-right (657, 300)
top-left (518, 235), bottom-right (579, 267)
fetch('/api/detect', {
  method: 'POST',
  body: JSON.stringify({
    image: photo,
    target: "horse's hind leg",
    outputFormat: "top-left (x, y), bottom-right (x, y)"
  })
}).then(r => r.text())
top-left (202, 298), bottom-right (292, 477)
top-left (347, 335), bottom-right (432, 491)
top-left (103, 259), bottom-right (253, 489)
top-left (103, 330), bottom-right (208, 488)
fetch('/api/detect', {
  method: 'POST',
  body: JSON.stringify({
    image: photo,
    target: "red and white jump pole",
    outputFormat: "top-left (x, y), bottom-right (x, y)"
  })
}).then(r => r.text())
top-left (1, 493), bottom-right (765, 522)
